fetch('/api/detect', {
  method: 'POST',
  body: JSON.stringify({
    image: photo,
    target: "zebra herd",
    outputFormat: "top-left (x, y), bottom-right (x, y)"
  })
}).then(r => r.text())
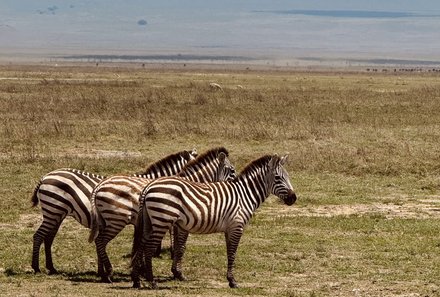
top-left (30, 147), bottom-right (297, 289)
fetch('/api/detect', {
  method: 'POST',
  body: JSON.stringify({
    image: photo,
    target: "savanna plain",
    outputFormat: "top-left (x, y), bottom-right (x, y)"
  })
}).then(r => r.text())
top-left (0, 64), bottom-right (440, 296)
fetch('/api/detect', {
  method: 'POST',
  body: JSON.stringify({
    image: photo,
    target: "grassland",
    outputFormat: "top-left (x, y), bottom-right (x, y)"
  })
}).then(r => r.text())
top-left (0, 64), bottom-right (439, 296)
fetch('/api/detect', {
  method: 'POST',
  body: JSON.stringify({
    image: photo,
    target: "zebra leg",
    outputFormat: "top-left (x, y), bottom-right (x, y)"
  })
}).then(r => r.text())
top-left (131, 251), bottom-right (143, 289)
top-left (225, 227), bottom-right (244, 288)
top-left (133, 229), bottom-right (168, 289)
top-left (171, 227), bottom-right (189, 281)
top-left (32, 228), bottom-right (44, 273)
top-left (94, 230), bottom-right (118, 283)
top-left (44, 225), bottom-right (61, 275)
top-left (132, 243), bottom-right (161, 289)
top-left (94, 237), bottom-right (112, 283)
top-left (153, 240), bottom-right (163, 258)
top-left (95, 243), bottom-right (105, 280)
top-left (170, 225), bottom-right (176, 259)
top-left (32, 216), bottom-right (63, 274)
top-left (153, 225), bottom-right (175, 258)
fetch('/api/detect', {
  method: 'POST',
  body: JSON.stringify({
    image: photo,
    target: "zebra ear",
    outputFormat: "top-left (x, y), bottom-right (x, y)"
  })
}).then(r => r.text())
top-left (268, 154), bottom-right (280, 170)
top-left (190, 148), bottom-right (198, 157)
top-left (280, 154), bottom-right (289, 165)
top-left (218, 151), bottom-right (226, 163)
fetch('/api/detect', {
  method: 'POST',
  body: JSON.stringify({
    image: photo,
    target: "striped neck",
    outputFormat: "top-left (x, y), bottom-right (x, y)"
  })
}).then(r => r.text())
top-left (233, 156), bottom-right (272, 216)
top-left (178, 147), bottom-right (229, 183)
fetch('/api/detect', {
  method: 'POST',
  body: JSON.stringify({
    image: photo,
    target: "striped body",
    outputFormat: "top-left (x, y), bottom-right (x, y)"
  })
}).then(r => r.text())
top-left (31, 149), bottom-right (196, 274)
top-left (145, 178), bottom-right (245, 234)
top-left (89, 147), bottom-right (235, 282)
top-left (33, 169), bottom-right (102, 229)
top-left (31, 169), bottom-right (103, 274)
top-left (131, 154), bottom-right (297, 289)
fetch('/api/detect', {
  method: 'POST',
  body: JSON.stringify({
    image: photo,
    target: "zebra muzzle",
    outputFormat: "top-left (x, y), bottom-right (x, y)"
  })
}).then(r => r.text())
top-left (284, 191), bottom-right (297, 206)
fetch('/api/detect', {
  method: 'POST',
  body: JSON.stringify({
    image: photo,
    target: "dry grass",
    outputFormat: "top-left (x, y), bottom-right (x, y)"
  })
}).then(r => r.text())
top-left (0, 64), bottom-right (440, 296)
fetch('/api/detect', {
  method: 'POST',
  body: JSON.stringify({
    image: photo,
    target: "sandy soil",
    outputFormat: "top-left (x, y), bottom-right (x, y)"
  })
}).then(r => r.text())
top-left (262, 196), bottom-right (440, 220)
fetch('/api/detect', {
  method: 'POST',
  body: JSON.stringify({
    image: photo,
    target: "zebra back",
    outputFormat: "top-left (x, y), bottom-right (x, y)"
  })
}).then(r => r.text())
top-left (31, 168), bottom-right (106, 207)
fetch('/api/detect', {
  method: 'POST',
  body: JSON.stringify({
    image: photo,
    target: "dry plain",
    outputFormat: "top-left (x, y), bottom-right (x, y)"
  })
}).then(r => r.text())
top-left (0, 63), bottom-right (439, 296)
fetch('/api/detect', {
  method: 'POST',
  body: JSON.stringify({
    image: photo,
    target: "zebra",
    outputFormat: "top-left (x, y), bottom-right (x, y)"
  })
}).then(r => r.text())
top-left (88, 147), bottom-right (236, 283)
top-left (131, 154), bottom-right (297, 289)
top-left (30, 148), bottom-right (197, 274)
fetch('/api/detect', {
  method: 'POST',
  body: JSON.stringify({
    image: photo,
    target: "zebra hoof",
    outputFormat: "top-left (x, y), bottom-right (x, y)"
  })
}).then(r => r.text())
top-left (150, 281), bottom-right (158, 290)
top-left (229, 281), bottom-right (239, 288)
top-left (33, 268), bottom-right (41, 274)
top-left (100, 276), bottom-right (112, 283)
top-left (48, 268), bottom-right (59, 275)
top-left (174, 274), bottom-right (187, 282)
top-left (132, 281), bottom-right (141, 289)
top-left (173, 272), bottom-right (187, 281)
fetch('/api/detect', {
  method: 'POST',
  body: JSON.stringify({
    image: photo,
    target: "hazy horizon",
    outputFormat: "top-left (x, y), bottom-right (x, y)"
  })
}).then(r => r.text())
top-left (1, 1), bottom-right (440, 65)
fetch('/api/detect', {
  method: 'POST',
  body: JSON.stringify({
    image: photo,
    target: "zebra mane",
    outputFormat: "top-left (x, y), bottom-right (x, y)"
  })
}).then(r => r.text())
top-left (136, 150), bottom-right (194, 176)
top-left (63, 168), bottom-right (106, 179)
top-left (178, 147), bottom-right (229, 177)
top-left (235, 155), bottom-right (274, 180)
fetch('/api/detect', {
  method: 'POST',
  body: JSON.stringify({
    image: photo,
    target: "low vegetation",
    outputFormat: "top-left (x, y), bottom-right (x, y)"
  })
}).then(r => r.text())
top-left (0, 64), bottom-right (439, 296)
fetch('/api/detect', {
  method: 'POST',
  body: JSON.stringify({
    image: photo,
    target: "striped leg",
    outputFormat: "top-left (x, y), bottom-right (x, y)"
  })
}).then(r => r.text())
top-left (44, 225), bottom-right (61, 274)
top-left (169, 225), bottom-right (175, 259)
top-left (171, 227), bottom-right (189, 281)
top-left (95, 244), bottom-right (105, 280)
top-left (32, 215), bottom-right (64, 274)
top-left (132, 242), bottom-right (157, 288)
top-left (94, 237), bottom-right (113, 283)
top-left (32, 229), bottom-right (44, 273)
top-left (131, 250), bottom-right (143, 288)
top-left (132, 227), bottom-right (168, 289)
top-left (153, 226), bottom-right (174, 258)
top-left (225, 227), bottom-right (244, 288)
top-left (94, 226), bottom-right (125, 283)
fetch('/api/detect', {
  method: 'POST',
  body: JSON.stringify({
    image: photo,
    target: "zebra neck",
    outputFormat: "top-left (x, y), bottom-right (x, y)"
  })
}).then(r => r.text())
top-left (234, 173), bottom-right (270, 217)
top-left (136, 160), bottom-right (185, 178)
top-left (179, 160), bottom-right (215, 183)
top-left (182, 171), bottom-right (209, 183)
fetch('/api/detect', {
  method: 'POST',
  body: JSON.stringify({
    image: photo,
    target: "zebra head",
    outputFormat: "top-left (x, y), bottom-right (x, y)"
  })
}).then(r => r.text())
top-left (217, 151), bottom-right (236, 181)
top-left (182, 148), bottom-right (198, 162)
top-left (267, 154), bottom-right (297, 206)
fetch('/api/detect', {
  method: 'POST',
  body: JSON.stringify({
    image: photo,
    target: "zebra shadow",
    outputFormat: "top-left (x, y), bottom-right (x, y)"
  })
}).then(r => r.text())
top-left (111, 276), bottom-right (177, 291)
top-left (3, 268), bottom-right (107, 284)
top-left (121, 248), bottom-right (173, 259)
top-left (66, 270), bottom-right (131, 283)
top-left (3, 268), bottom-right (37, 277)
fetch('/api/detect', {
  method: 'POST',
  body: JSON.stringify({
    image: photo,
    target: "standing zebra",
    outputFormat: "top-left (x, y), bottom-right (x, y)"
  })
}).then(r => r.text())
top-left (131, 154), bottom-right (297, 289)
top-left (88, 147), bottom-right (236, 283)
top-left (30, 149), bottom-right (197, 274)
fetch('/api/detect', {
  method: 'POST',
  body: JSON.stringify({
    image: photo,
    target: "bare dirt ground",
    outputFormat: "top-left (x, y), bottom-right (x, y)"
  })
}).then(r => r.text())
top-left (262, 196), bottom-right (440, 219)
top-left (6, 196), bottom-right (439, 233)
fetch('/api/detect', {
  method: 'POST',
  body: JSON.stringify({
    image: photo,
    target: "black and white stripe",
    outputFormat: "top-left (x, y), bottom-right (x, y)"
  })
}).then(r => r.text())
top-left (131, 154), bottom-right (297, 289)
top-left (88, 147), bottom-right (235, 282)
top-left (30, 149), bottom-right (197, 274)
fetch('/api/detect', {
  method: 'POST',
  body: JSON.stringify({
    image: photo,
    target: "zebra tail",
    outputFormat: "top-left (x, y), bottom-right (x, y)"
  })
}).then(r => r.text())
top-left (88, 189), bottom-right (100, 243)
top-left (131, 194), bottom-right (150, 267)
top-left (31, 180), bottom-right (42, 207)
